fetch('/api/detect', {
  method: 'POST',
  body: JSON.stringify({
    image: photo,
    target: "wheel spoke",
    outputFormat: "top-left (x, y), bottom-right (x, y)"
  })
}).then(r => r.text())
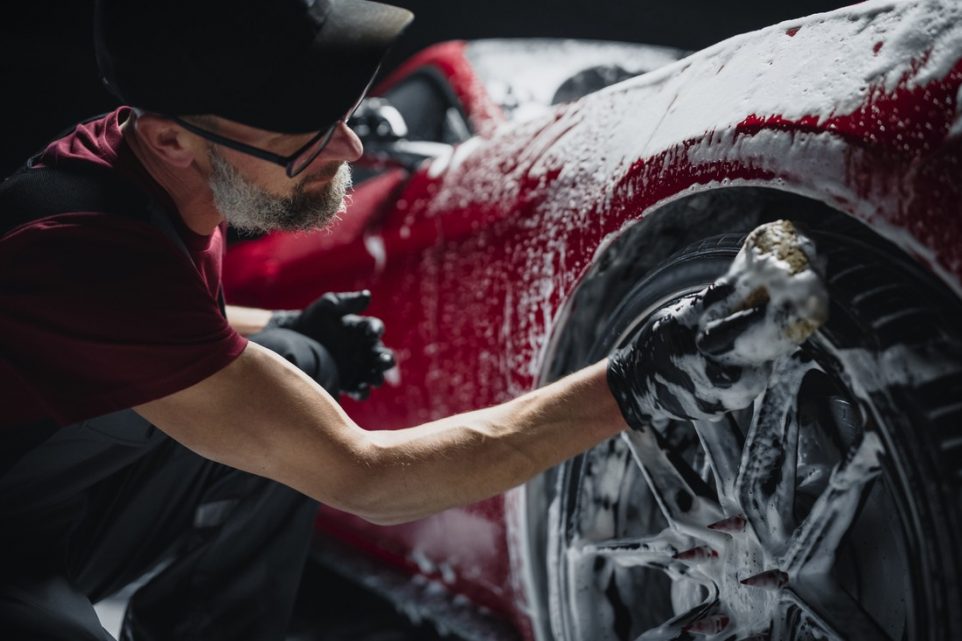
top-left (780, 431), bottom-right (883, 575)
top-left (783, 579), bottom-right (892, 641)
top-left (692, 417), bottom-right (743, 512)
top-left (622, 429), bottom-right (723, 532)
top-left (734, 357), bottom-right (812, 549)
top-left (574, 529), bottom-right (685, 571)
top-left (769, 601), bottom-right (794, 641)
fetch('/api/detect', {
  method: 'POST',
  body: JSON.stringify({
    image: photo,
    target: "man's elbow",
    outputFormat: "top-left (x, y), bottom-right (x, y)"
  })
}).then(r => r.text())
top-left (261, 424), bottom-right (416, 526)
top-left (332, 441), bottom-right (423, 527)
top-left (340, 487), bottom-right (421, 527)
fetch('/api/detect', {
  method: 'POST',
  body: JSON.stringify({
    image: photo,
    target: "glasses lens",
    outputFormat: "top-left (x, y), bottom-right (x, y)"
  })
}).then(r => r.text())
top-left (346, 66), bottom-right (379, 120)
top-left (287, 125), bottom-right (337, 177)
top-left (287, 69), bottom-right (381, 177)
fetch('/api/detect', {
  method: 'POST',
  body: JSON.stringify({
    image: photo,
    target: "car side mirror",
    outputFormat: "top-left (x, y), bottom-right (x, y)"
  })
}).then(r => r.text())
top-left (350, 97), bottom-right (454, 170)
top-left (349, 98), bottom-right (409, 144)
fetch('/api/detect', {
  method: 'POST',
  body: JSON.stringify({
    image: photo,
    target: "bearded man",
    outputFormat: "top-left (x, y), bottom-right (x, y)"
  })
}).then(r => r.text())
top-left (0, 1), bottom-right (817, 640)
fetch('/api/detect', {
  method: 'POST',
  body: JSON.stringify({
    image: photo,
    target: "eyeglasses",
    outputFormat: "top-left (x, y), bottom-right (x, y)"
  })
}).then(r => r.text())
top-left (170, 76), bottom-right (377, 178)
top-left (173, 116), bottom-right (339, 178)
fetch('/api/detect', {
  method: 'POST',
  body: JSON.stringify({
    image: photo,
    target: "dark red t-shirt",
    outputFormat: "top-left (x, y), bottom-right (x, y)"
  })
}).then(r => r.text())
top-left (0, 107), bottom-right (248, 429)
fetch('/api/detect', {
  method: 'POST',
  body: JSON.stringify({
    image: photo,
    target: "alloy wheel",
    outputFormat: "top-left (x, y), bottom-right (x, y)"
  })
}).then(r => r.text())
top-left (548, 317), bottom-right (912, 641)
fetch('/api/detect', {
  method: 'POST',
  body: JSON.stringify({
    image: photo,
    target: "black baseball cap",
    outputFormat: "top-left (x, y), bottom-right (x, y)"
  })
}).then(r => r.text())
top-left (94, 0), bottom-right (414, 134)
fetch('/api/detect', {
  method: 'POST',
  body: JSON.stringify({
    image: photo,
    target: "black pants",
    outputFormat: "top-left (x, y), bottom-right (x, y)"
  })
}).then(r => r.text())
top-left (0, 329), bottom-right (334, 641)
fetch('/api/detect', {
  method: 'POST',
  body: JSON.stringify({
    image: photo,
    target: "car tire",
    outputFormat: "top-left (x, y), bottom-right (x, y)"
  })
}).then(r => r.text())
top-left (528, 227), bottom-right (962, 641)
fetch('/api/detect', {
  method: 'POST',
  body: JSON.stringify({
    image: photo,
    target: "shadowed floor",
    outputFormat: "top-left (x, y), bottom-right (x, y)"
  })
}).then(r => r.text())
top-left (95, 559), bottom-right (455, 641)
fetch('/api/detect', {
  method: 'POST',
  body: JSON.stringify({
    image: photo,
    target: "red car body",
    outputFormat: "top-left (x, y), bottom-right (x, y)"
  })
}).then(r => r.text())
top-left (223, 1), bottom-right (962, 638)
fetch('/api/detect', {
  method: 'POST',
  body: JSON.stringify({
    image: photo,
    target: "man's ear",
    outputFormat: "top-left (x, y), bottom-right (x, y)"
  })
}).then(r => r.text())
top-left (132, 114), bottom-right (204, 169)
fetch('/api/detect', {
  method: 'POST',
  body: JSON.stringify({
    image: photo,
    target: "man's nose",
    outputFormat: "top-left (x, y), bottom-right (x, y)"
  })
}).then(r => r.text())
top-left (322, 121), bottom-right (363, 163)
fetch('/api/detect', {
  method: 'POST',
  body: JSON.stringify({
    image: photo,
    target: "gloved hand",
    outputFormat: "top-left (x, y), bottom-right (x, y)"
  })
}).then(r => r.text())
top-left (607, 220), bottom-right (828, 429)
top-left (268, 290), bottom-right (395, 399)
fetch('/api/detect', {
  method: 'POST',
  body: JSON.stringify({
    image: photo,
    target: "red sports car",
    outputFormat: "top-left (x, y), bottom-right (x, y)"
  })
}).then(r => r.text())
top-left (224, 1), bottom-right (962, 639)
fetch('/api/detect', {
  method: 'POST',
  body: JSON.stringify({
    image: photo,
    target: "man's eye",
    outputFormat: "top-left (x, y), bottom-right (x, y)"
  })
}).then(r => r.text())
top-left (279, 134), bottom-right (318, 156)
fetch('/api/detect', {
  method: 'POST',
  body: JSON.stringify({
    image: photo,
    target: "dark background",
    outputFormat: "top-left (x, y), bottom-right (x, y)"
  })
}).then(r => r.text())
top-left (1, 0), bottom-right (847, 177)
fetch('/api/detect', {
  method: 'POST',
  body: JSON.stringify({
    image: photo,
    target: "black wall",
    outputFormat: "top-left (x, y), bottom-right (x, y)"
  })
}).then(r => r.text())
top-left (1, 0), bottom-right (847, 177)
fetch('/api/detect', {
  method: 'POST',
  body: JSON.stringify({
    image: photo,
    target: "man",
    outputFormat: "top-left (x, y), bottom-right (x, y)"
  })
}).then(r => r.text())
top-left (0, 0), bottom-right (822, 639)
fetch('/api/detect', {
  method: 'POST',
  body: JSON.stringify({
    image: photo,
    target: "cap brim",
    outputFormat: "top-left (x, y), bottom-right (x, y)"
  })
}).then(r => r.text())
top-left (224, 0), bottom-right (413, 134)
top-left (322, 0), bottom-right (415, 51)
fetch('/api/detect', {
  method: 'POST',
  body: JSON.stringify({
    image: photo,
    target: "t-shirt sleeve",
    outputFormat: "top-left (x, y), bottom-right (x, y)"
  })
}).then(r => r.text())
top-left (0, 212), bottom-right (248, 426)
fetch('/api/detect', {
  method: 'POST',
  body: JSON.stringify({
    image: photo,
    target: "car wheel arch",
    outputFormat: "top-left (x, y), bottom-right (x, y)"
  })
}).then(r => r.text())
top-left (537, 185), bottom-right (959, 385)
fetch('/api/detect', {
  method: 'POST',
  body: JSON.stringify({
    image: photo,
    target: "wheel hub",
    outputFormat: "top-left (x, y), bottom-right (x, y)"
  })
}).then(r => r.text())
top-left (672, 515), bottom-right (784, 636)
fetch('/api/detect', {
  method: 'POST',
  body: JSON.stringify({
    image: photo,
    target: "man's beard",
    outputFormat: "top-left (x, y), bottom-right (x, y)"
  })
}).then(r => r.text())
top-left (207, 146), bottom-right (352, 234)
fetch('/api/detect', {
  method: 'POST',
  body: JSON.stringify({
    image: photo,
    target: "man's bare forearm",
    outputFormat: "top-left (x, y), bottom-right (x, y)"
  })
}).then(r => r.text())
top-left (225, 304), bottom-right (272, 336)
top-left (354, 361), bottom-right (626, 524)
top-left (136, 344), bottom-right (626, 526)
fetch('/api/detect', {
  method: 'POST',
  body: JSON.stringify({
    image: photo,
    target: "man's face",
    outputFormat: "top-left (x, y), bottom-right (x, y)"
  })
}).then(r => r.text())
top-left (207, 144), bottom-right (353, 234)
top-left (194, 116), bottom-right (364, 234)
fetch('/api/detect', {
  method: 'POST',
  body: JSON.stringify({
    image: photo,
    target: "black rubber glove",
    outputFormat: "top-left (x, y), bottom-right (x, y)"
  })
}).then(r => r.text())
top-left (608, 221), bottom-right (829, 430)
top-left (268, 291), bottom-right (395, 400)
top-left (607, 283), bottom-right (773, 429)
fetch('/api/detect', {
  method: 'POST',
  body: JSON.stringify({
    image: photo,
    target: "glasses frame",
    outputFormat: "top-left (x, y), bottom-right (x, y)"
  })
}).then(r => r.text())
top-left (172, 116), bottom-right (337, 178)
top-left (169, 72), bottom-right (379, 178)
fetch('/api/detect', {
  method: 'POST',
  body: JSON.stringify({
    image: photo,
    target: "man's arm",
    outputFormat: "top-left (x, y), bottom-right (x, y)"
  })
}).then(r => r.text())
top-left (225, 304), bottom-right (272, 336)
top-left (135, 341), bottom-right (625, 525)
top-left (158, 221), bottom-right (822, 526)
